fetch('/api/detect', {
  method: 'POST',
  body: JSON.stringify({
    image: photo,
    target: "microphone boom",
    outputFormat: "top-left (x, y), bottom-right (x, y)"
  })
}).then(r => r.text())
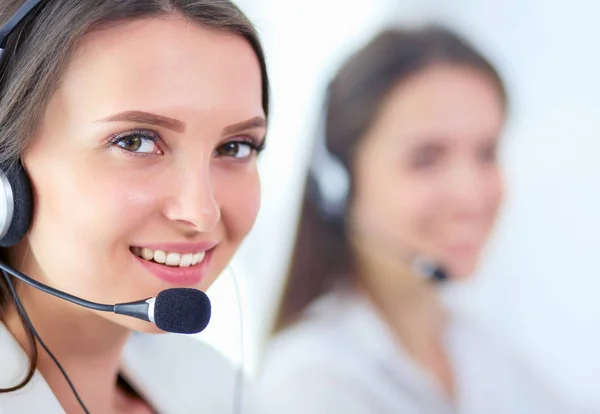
top-left (0, 261), bottom-right (212, 334)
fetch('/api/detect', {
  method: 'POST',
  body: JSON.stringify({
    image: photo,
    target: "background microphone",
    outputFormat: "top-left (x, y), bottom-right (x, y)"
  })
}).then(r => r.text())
top-left (411, 255), bottom-right (449, 283)
top-left (0, 260), bottom-right (212, 334)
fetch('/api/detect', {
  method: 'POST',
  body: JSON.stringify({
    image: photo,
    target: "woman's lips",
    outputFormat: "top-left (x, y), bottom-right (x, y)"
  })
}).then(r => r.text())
top-left (130, 244), bottom-right (216, 286)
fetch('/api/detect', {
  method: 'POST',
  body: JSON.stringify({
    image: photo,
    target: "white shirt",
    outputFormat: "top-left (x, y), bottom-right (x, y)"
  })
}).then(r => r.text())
top-left (259, 288), bottom-right (585, 414)
top-left (0, 322), bottom-right (259, 414)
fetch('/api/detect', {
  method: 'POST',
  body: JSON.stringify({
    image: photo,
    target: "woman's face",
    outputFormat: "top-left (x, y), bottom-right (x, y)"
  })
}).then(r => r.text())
top-left (17, 16), bottom-right (266, 331)
top-left (351, 64), bottom-right (504, 280)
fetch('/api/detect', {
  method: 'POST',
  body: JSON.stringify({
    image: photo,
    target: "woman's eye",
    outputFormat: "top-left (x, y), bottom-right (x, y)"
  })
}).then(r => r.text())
top-left (111, 131), bottom-right (160, 154)
top-left (410, 146), bottom-right (442, 170)
top-left (215, 141), bottom-right (258, 159)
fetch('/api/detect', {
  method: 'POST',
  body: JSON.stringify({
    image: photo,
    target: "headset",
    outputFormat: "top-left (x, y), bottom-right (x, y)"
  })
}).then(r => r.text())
top-left (0, 2), bottom-right (213, 413)
top-left (305, 90), bottom-right (350, 227)
top-left (0, 1), bottom-right (41, 247)
top-left (306, 88), bottom-right (448, 283)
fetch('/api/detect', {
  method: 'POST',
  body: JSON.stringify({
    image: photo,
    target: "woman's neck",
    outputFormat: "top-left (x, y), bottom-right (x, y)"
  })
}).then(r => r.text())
top-left (3, 283), bottom-right (136, 413)
top-left (351, 235), bottom-right (456, 400)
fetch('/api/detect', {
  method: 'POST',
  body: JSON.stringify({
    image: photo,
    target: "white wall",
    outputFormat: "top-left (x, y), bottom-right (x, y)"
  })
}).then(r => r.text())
top-left (198, 0), bottom-right (600, 409)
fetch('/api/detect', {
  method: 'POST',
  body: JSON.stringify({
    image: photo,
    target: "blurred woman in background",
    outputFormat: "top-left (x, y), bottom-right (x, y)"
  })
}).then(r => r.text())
top-left (259, 25), bottom-right (573, 413)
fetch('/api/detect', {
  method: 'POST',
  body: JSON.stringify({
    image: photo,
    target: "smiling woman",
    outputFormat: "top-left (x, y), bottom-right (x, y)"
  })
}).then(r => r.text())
top-left (0, 1), bottom-right (268, 413)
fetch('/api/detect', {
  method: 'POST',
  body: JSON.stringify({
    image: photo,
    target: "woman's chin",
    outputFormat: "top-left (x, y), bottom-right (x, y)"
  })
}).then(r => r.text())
top-left (446, 259), bottom-right (479, 281)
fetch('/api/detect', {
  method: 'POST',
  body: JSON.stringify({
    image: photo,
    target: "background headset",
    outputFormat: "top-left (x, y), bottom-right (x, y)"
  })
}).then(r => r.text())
top-left (306, 88), bottom-right (448, 283)
top-left (305, 91), bottom-right (350, 227)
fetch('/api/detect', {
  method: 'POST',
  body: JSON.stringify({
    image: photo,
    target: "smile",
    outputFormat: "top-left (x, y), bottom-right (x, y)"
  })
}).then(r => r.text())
top-left (129, 242), bottom-right (217, 286)
top-left (130, 247), bottom-right (206, 268)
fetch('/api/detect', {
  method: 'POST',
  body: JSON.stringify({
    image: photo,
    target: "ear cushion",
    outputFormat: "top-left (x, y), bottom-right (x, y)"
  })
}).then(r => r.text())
top-left (0, 161), bottom-right (33, 247)
top-left (306, 172), bottom-right (345, 226)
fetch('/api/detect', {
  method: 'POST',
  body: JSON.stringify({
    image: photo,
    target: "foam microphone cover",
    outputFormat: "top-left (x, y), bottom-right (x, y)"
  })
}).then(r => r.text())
top-left (154, 288), bottom-right (211, 334)
top-left (430, 266), bottom-right (449, 283)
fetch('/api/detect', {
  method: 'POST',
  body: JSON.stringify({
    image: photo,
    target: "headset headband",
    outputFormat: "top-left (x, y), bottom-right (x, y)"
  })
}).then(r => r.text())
top-left (0, 0), bottom-right (44, 57)
top-left (0, 0), bottom-right (43, 245)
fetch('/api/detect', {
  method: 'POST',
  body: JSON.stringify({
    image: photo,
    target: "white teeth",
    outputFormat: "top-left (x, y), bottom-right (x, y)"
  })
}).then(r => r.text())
top-left (192, 252), bottom-right (205, 265)
top-left (191, 254), bottom-right (199, 265)
top-left (180, 253), bottom-right (193, 267)
top-left (165, 252), bottom-right (181, 266)
top-left (132, 247), bottom-right (207, 267)
top-left (153, 250), bottom-right (166, 264)
top-left (142, 248), bottom-right (154, 261)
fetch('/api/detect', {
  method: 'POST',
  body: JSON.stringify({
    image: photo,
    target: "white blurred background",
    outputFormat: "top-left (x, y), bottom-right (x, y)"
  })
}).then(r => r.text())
top-left (197, 0), bottom-right (600, 410)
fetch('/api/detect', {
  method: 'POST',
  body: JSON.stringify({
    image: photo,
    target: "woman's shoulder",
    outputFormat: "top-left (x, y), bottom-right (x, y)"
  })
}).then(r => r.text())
top-left (258, 291), bottom-right (424, 414)
top-left (442, 288), bottom-right (588, 413)
top-left (0, 323), bottom-right (65, 413)
top-left (260, 322), bottom-right (380, 414)
top-left (260, 289), bottom-right (393, 390)
top-left (123, 332), bottom-right (259, 414)
top-left (264, 290), bottom-right (366, 364)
